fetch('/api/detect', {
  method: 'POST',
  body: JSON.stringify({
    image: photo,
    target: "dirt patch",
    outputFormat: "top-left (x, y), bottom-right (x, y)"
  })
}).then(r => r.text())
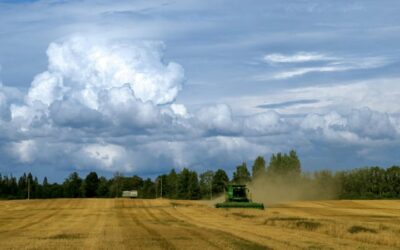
top-left (46, 233), bottom-right (85, 240)
top-left (231, 212), bottom-right (257, 218)
top-left (348, 225), bottom-right (377, 234)
top-left (265, 217), bottom-right (322, 231)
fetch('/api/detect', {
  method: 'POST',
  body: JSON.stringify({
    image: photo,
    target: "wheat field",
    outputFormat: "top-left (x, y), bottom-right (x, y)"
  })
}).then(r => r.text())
top-left (0, 199), bottom-right (400, 249)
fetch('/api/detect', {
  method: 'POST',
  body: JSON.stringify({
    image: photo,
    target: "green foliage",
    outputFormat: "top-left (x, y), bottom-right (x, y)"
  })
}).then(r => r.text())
top-left (0, 151), bottom-right (399, 201)
top-left (177, 168), bottom-right (200, 199)
top-left (267, 150), bottom-right (301, 178)
top-left (212, 169), bottom-right (229, 194)
top-left (252, 156), bottom-right (266, 179)
top-left (199, 170), bottom-right (214, 199)
top-left (96, 177), bottom-right (109, 197)
top-left (83, 172), bottom-right (99, 198)
top-left (141, 178), bottom-right (156, 198)
top-left (233, 162), bottom-right (251, 184)
top-left (166, 169), bottom-right (178, 199)
top-left (63, 172), bottom-right (83, 198)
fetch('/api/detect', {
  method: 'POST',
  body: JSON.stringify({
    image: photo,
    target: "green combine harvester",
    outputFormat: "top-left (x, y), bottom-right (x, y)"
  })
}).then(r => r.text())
top-left (215, 184), bottom-right (264, 210)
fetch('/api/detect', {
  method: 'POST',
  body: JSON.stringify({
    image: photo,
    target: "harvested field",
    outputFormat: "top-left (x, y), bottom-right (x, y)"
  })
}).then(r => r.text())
top-left (0, 199), bottom-right (400, 249)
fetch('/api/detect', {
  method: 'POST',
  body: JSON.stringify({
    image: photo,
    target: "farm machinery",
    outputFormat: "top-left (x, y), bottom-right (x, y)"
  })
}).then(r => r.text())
top-left (215, 184), bottom-right (264, 210)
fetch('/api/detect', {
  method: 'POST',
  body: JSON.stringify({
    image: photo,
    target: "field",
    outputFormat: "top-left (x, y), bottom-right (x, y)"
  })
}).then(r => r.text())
top-left (1, 199), bottom-right (400, 249)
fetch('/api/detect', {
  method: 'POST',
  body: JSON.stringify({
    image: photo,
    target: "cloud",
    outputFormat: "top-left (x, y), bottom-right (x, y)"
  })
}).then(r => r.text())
top-left (11, 36), bottom-right (185, 131)
top-left (10, 140), bottom-right (37, 163)
top-left (300, 107), bottom-right (398, 144)
top-left (273, 57), bottom-right (389, 79)
top-left (79, 143), bottom-right (133, 172)
top-left (29, 36), bottom-right (184, 107)
top-left (258, 52), bottom-right (391, 80)
top-left (257, 99), bottom-right (319, 109)
top-left (0, 34), bottom-right (399, 177)
top-left (242, 111), bottom-right (287, 136)
top-left (263, 52), bottom-right (335, 63)
top-left (196, 104), bottom-right (239, 134)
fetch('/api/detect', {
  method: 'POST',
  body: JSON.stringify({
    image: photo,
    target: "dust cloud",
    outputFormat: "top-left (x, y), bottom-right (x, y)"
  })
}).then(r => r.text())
top-left (248, 175), bottom-right (340, 206)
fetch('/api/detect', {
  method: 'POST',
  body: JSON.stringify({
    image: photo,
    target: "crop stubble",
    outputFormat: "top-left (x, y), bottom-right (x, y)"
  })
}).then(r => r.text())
top-left (0, 199), bottom-right (400, 249)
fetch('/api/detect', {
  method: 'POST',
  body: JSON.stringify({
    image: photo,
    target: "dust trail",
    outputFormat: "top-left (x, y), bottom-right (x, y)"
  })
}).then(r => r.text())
top-left (248, 175), bottom-right (339, 206)
top-left (199, 195), bottom-right (225, 207)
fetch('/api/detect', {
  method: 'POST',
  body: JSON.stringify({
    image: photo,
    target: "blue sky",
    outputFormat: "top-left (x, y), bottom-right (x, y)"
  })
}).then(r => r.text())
top-left (0, 0), bottom-right (399, 182)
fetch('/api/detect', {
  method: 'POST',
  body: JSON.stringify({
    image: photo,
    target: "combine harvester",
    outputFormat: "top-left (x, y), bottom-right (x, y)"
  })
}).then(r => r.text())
top-left (216, 184), bottom-right (264, 210)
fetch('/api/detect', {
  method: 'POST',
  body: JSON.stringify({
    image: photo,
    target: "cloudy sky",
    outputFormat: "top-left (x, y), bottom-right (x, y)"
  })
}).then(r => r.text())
top-left (0, 0), bottom-right (399, 182)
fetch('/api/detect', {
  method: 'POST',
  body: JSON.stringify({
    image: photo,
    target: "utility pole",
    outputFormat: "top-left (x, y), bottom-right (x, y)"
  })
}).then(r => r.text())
top-left (210, 179), bottom-right (212, 200)
top-left (160, 178), bottom-right (163, 199)
top-left (27, 176), bottom-right (30, 200)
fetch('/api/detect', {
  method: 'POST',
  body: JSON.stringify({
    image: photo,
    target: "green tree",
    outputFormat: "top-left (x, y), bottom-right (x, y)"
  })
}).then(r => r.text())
top-left (233, 162), bottom-right (251, 184)
top-left (188, 171), bottom-right (200, 199)
top-left (130, 175), bottom-right (144, 190)
top-left (289, 150), bottom-right (301, 175)
top-left (166, 169), bottom-right (178, 199)
top-left (84, 172), bottom-right (99, 198)
top-left (252, 156), bottom-right (266, 179)
top-left (96, 177), bottom-right (110, 197)
top-left (141, 178), bottom-right (155, 198)
top-left (109, 172), bottom-right (124, 197)
top-left (212, 169), bottom-right (229, 194)
top-left (199, 170), bottom-right (214, 199)
top-left (63, 172), bottom-right (83, 198)
top-left (42, 177), bottom-right (50, 198)
top-left (178, 168), bottom-right (191, 199)
top-left (267, 150), bottom-right (301, 178)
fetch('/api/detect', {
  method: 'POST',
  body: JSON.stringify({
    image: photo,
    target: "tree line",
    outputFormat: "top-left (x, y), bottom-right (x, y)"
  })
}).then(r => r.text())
top-left (1, 150), bottom-right (399, 200)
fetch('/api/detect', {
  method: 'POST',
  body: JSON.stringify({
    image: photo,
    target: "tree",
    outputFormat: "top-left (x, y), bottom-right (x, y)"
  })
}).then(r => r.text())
top-left (289, 150), bottom-right (301, 175)
top-left (166, 169), bottom-right (178, 199)
top-left (200, 170), bottom-right (214, 199)
top-left (233, 162), bottom-right (251, 184)
top-left (96, 177), bottom-right (110, 197)
top-left (110, 172), bottom-right (124, 197)
top-left (212, 169), bottom-right (229, 194)
top-left (188, 171), bottom-right (200, 199)
top-left (63, 172), bottom-right (82, 198)
top-left (130, 175), bottom-right (144, 190)
top-left (84, 172), bottom-right (99, 198)
top-left (141, 178), bottom-right (155, 198)
top-left (252, 156), bottom-right (266, 179)
top-left (267, 150), bottom-right (301, 178)
top-left (17, 173), bottom-right (26, 198)
top-left (42, 177), bottom-right (50, 198)
top-left (178, 168), bottom-right (191, 199)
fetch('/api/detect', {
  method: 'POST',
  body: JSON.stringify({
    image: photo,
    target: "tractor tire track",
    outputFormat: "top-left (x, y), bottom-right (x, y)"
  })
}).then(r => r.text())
top-left (0, 200), bottom-right (67, 235)
top-left (124, 199), bottom-right (176, 250)
top-left (170, 206), bottom-right (292, 249)
top-left (158, 207), bottom-right (231, 249)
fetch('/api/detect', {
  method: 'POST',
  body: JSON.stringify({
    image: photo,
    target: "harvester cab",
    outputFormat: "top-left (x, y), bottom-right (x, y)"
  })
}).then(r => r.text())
top-left (215, 184), bottom-right (264, 210)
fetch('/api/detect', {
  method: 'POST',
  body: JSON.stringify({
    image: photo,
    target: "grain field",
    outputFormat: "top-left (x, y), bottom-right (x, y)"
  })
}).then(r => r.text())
top-left (0, 199), bottom-right (400, 249)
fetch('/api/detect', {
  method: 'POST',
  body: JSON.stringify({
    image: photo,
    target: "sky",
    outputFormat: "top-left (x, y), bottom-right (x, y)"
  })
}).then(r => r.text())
top-left (0, 0), bottom-right (399, 182)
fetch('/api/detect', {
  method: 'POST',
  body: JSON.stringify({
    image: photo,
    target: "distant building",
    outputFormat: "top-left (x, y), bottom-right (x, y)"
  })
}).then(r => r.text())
top-left (122, 190), bottom-right (138, 198)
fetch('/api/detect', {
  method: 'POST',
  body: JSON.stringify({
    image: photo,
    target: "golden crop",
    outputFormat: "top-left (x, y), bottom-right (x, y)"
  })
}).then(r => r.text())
top-left (0, 199), bottom-right (399, 249)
